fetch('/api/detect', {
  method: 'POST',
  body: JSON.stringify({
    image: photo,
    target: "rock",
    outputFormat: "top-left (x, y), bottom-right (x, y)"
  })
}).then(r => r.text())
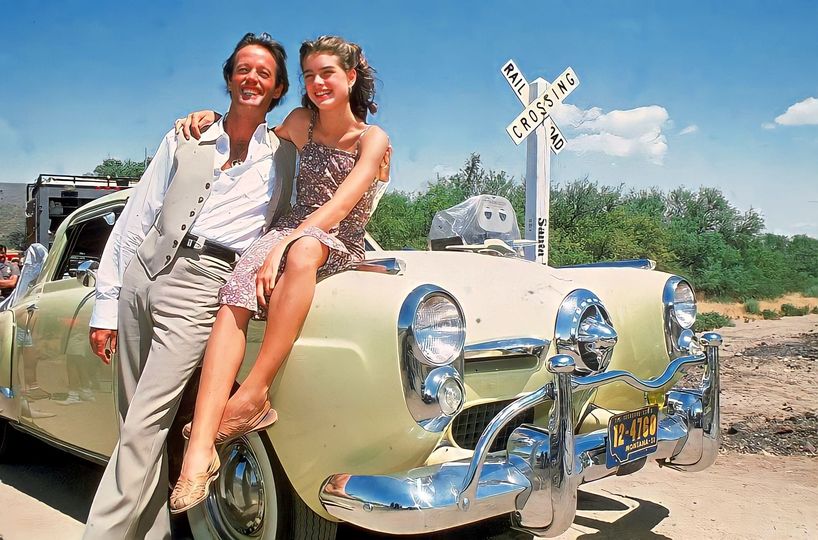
top-left (727, 424), bottom-right (740, 435)
top-left (735, 352), bottom-right (743, 357)
top-left (774, 427), bottom-right (794, 435)
top-left (805, 442), bottom-right (817, 454)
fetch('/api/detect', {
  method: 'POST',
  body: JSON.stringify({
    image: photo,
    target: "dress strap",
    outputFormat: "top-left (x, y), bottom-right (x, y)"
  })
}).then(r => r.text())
top-left (355, 125), bottom-right (373, 156)
top-left (307, 111), bottom-right (317, 142)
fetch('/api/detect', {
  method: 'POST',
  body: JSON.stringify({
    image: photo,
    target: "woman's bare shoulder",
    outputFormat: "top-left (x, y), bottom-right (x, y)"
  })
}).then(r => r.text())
top-left (275, 108), bottom-right (313, 146)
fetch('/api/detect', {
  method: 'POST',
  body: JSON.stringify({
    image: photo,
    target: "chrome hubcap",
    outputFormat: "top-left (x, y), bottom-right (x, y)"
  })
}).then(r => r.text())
top-left (205, 439), bottom-right (266, 537)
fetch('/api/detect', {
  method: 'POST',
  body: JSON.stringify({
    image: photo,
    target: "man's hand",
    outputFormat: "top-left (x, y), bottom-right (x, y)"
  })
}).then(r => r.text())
top-left (90, 328), bottom-right (118, 365)
top-left (378, 144), bottom-right (392, 182)
top-left (174, 110), bottom-right (221, 140)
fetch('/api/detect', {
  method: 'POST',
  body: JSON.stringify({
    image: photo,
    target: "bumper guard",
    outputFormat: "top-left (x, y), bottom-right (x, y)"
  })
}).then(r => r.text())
top-left (320, 332), bottom-right (721, 536)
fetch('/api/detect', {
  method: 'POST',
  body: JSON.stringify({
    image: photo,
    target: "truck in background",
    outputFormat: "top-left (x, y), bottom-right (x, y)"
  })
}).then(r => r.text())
top-left (25, 174), bottom-right (138, 248)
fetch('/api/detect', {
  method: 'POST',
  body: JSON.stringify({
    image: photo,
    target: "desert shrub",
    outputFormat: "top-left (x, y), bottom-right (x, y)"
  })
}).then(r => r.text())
top-left (804, 284), bottom-right (818, 298)
top-left (743, 299), bottom-right (761, 315)
top-left (780, 303), bottom-right (810, 317)
top-left (762, 309), bottom-right (780, 320)
top-left (812, 306), bottom-right (818, 315)
top-left (693, 312), bottom-right (734, 332)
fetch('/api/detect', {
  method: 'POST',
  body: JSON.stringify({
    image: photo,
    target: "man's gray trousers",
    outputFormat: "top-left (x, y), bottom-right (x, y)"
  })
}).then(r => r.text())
top-left (83, 250), bottom-right (233, 540)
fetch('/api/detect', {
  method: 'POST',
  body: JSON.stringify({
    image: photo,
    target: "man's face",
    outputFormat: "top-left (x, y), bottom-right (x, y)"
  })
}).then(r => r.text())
top-left (228, 45), bottom-right (283, 111)
top-left (0, 251), bottom-right (6, 264)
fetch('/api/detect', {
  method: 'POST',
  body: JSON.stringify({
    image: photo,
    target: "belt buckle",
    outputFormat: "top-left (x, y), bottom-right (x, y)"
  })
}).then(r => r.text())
top-left (191, 235), bottom-right (205, 250)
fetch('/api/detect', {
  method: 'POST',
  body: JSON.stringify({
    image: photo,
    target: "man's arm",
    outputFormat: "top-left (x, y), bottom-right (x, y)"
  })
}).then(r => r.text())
top-left (88, 129), bottom-right (178, 355)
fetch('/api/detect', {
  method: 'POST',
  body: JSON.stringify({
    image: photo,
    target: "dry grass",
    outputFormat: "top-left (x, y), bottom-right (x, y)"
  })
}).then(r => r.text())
top-left (699, 293), bottom-right (818, 320)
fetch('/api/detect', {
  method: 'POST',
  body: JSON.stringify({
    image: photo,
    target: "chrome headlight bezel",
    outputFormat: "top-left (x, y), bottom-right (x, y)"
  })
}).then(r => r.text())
top-left (663, 276), bottom-right (698, 358)
top-left (554, 289), bottom-right (618, 375)
top-left (398, 284), bottom-right (466, 432)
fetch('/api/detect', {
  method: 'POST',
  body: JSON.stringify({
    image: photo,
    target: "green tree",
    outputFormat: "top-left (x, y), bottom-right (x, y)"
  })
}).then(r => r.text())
top-left (90, 157), bottom-right (149, 178)
top-left (367, 152), bottom-right (817, 301)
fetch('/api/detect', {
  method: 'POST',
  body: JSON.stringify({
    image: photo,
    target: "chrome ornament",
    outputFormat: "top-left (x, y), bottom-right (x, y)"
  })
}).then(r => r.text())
top-left (554, 289), bottom-right (617, 374)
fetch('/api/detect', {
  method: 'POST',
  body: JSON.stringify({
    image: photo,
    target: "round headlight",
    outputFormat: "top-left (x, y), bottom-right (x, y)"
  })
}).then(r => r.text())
top-left (437, 377), bottom-right (465, 416)
top-left (413, 295), bottom-right (465, 366)
top-left (672, 281), bottom-right (697, 329)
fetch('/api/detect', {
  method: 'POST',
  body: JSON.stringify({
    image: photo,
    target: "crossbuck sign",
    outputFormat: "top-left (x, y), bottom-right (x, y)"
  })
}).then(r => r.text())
top-left (500, 60), bottom-right (580, 264)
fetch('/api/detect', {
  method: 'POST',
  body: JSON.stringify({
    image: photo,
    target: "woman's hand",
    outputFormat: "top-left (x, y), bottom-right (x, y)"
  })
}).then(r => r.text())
top-left (174, 110), bottom-right (221, 140)
top-left (378, 144), bottom-right (392, 182)
top-left (256, 244), bottom-right (286, 310)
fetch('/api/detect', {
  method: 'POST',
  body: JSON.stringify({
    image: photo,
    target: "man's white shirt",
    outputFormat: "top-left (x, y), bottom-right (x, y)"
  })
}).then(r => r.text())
top-left (90, 118), bottom-right (279, 330)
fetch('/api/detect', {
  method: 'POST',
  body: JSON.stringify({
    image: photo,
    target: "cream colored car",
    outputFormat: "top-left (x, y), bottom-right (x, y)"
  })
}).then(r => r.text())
top-left (0, 190), bottom-right (721, 539)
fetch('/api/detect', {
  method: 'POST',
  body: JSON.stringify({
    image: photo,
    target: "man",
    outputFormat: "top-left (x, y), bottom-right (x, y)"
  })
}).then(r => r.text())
top-left (83, 33), bottom-right (297, 540)
top-left (0, 245), bottom-right (20, 301)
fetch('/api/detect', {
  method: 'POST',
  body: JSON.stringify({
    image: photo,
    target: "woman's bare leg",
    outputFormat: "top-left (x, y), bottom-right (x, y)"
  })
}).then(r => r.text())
top-left (220, 237), bottom-right (328, 421)
top-left (178, 304), bottom-right (253, 478)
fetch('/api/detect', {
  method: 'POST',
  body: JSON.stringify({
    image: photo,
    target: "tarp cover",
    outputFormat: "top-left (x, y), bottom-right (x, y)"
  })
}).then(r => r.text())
top-left (428, 195), bottom-right (521, 250)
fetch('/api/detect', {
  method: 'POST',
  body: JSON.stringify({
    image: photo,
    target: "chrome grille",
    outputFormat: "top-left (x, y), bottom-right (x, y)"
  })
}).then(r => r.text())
top-left (451, 400), bottom-right (535, 452)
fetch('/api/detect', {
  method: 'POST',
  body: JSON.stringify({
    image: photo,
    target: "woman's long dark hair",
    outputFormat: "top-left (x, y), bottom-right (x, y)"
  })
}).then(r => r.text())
top-left (299, 36), bottom-right (377, 121)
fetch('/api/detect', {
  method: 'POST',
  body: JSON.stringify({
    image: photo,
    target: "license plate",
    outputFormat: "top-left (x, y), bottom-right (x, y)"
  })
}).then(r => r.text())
top-left (606, 405), bottom-right (659, 469)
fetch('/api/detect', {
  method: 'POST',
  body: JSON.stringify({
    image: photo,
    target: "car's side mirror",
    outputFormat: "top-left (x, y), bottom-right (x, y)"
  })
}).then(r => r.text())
top-left (77, 260), bottom-right (99, 288)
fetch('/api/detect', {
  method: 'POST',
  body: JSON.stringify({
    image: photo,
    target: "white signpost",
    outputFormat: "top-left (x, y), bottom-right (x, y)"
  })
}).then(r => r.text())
top-left (500, 60), bottom-right (579, 264)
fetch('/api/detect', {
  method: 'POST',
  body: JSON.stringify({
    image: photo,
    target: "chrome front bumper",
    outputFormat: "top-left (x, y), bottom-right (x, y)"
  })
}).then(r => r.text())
top-left (319, 333), bottom-right (721, 536)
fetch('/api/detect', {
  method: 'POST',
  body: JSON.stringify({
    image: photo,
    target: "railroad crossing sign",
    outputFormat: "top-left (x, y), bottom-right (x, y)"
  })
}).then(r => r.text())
top-left (500, 60), bottom-right (580, 264)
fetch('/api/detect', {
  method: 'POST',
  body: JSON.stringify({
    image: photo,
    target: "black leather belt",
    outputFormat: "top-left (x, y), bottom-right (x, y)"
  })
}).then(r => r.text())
top-left (181, 233), bottom-right (237, 264)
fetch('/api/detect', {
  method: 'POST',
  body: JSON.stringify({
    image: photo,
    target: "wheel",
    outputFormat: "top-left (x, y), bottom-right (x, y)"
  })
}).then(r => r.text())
top-left (290, 484), bottom-right (338, 540)
top-left (187, 432), bottom-right (336, 540)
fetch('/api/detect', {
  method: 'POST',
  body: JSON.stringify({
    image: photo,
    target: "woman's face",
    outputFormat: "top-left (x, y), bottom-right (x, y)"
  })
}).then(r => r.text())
top-left (302, 52), bottom-right (355, 111)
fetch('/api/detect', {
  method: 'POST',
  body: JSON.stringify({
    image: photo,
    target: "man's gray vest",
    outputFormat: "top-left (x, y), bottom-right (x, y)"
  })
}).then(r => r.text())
top-left (137, 129), bottom-right (296, 279)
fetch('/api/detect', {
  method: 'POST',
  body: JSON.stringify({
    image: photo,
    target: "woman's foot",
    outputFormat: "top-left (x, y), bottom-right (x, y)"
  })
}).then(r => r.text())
top-left (170, 450), bottom-right (220, 514)
top-left (216, 397), bottom-right (278, 442)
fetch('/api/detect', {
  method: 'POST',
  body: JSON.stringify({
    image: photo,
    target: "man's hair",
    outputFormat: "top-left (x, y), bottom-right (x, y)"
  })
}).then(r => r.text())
top-left (223, 32), bottom-right (289, 112)
top-left (0, 245), bottom-right (6, 253)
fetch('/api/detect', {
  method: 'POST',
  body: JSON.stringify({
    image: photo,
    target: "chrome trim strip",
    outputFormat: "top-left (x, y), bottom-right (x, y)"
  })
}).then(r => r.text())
top-left (560, 259), bottom-right (656, 270)
top-left (463, 337), bottom-right (549, 361)
top-left (350, 257), bottom-right (405, 275)
top-left (320, 334), bottom-right (721, 536)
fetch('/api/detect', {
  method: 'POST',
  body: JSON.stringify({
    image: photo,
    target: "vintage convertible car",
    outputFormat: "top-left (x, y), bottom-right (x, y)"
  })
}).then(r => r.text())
top-left (0, 191), bottom-right (720, 539)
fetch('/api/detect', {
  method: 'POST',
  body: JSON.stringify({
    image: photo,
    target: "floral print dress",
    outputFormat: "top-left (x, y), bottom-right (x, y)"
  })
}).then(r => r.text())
top-left (218, 114), bottom-right (381, 317)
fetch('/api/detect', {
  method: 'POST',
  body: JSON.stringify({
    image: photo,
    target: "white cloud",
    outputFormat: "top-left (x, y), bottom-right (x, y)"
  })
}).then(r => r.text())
top-left (762, 122), bottom-right (776, 130)
top-left (679, 125), bottom-right (699, 135)
top-left (432, 164), bottom-right (457, 177)
top-left (774, 96), bottom-right (818, 126)
top-left (551, 103), bottom-right (670, 164)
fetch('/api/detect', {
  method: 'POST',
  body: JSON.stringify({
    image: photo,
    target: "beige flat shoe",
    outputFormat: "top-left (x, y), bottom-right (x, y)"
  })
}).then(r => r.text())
top-left (169, 453), bottom-right (220, 514)
top-left (182, 401), bottom-right (278, 444)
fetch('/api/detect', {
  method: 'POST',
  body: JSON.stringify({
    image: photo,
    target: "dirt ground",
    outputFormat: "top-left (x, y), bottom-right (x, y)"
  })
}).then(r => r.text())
top-left (1, 316), bottom-right (817, 539)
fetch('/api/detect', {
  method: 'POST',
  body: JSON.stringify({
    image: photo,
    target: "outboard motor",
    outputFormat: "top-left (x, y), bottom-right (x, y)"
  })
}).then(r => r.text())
top-left (428, 195), bottom-right (522, 253)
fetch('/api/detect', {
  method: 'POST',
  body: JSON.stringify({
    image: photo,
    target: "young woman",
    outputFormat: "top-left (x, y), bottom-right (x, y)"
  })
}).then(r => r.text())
top-left (169, 35), bottom-right (390, 512)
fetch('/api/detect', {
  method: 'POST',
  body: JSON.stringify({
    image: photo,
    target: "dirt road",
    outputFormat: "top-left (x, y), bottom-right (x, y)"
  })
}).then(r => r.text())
top-left (2, 316), bottom-right (817, 539)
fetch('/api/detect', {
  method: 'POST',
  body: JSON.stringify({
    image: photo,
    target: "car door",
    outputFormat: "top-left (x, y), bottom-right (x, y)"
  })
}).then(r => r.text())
top-left (16, 203), bottom-right (123, 458)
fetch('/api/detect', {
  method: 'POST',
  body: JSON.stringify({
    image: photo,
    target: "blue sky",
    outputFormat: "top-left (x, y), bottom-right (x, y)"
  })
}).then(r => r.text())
top-left (2, 1), bottom-right (817, 237)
